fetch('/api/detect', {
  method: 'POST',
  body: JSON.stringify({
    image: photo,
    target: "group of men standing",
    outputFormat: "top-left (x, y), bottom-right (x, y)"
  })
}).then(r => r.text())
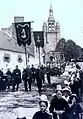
top-left (0, 64), bottom-right (51, 92)
top-left (22, 65), bottom-right (46, 92)
top-left (0, 65), bottom-right (21, 91)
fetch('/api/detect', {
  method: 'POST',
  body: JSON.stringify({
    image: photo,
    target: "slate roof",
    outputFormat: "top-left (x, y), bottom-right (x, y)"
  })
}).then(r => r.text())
top-left (0, 31), bottom-right (35, 56)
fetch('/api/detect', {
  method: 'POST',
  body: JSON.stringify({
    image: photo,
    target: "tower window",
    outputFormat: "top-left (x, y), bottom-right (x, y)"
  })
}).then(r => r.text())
top-left (52, 23), bottom-right (54, 25)
top-left (48, 23), bottom-right (51, 25)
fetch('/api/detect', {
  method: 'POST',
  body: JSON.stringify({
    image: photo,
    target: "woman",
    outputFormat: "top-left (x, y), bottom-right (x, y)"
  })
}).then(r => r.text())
top-left (32, 95), bottom-right (52, 119)
top-left (62, 87), bottom-right (71, 102)
top-left (49, 85), bottom-right (69, 119)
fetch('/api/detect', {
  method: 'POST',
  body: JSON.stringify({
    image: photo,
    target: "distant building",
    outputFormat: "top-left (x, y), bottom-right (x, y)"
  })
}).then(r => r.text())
top-left (42, 5), bottom-right (61, 64)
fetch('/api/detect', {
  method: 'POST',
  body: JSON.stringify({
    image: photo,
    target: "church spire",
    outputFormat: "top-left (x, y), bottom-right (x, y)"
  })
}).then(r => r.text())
top-left (49, 4), bottom-right (53, 16)
top-left (48, 4), bottom-right (54, 21)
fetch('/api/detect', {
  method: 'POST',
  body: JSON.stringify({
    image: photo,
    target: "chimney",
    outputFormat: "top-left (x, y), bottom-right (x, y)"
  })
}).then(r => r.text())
top-left (14, 16), bottom-right (24, 23)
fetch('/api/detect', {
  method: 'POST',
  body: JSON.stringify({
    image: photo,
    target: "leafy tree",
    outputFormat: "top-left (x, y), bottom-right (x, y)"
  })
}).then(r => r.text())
top-left (55, 38), bottom-right (66, 53)
top-left (64, 40), bottom-right (76, 61)
top-left (55, 38), bottom-right (83, 61)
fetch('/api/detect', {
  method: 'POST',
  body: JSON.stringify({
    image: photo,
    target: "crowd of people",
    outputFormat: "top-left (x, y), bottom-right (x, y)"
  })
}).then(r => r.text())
top-left (0, 64), bottom-right (51, 92)
top-left (0, 63), bottom-right (83, 96)
top-left (16, 62), bottom-right (83, 119)
top-left (17, 83), bottom-right (83, 119)
top-left (0, 62), bottom-right (83, 119)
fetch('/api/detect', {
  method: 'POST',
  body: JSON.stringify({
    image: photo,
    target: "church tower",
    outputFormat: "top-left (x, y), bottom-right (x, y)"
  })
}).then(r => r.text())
top-left (48, 4), bottom-right (55, 32)
top-left (42, 5), bottom-right (60, 63)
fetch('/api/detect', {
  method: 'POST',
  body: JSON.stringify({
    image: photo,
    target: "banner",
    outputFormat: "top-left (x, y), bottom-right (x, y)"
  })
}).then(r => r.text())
top-left (14, 22), bottom-right (31, 46)
top-left (33, 31), bottom-right (44, 48)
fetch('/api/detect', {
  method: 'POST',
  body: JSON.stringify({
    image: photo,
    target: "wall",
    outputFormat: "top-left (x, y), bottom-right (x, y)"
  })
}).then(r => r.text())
top-left (0, 50), bottom-right (36, 73)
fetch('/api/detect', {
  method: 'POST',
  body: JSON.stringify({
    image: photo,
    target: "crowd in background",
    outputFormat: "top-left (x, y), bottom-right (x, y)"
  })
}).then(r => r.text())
top-left (0, 62), bottom-right (83, 95)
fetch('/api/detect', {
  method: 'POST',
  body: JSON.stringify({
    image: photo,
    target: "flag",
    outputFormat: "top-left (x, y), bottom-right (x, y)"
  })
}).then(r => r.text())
top-left (33, 31), bottom-right (44, 48)
top-left (14, 22), bottom-right (31, 46)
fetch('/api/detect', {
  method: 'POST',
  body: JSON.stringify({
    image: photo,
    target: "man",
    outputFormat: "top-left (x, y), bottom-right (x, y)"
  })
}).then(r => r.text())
top-left (6, 68), bottom-right (12, 89)
top-left (22, 68), bottom-right (28, 91)
top-left (25, 65), bottom-right (32, 91)
top-left (39, 65), bottom-right (45, 84)
top-left (30, 64), bottom-right (36, 83)
top-left (35, 66), bottom-right (42, 93)
top-left (12, 65), bottom-right (21, 91)
top-left (46, 64), bottom-right (51, 84)
top-left (49, 84), bottom-right (69, 119)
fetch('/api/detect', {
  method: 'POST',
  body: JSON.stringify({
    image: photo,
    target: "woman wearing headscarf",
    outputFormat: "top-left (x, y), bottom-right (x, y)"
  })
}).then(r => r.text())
top-left (32, 94), bottom-right (52, 119)
top-left (49, 85), bottom-right (69, 119)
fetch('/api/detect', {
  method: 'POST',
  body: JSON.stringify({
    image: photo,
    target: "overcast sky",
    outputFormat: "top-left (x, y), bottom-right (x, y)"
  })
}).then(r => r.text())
top-left (0, 0), bottom-right (83, 47)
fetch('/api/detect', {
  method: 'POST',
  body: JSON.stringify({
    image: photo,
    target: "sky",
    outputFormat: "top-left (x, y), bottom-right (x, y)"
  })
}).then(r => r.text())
top-left (0, 0), bottom-right (83, 47)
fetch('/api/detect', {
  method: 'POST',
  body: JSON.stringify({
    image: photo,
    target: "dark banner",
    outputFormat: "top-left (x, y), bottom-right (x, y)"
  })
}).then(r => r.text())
top-left (33, 31), bottom-right (44, 48)
top-left (14, 22), bottom-right (31, 46)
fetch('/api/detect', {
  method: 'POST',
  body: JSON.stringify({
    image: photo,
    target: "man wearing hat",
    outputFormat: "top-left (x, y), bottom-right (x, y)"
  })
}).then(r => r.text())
top-left (12, 65), bottom-right (21, 91)
top-left (30, 64), bottom-right (36, 83)
top-left (49, 84), bottom-right (69, 119)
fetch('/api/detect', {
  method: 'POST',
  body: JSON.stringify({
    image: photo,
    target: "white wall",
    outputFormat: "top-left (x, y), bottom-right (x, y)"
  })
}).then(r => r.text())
top-left (0, 50), bottom-right (36, 73)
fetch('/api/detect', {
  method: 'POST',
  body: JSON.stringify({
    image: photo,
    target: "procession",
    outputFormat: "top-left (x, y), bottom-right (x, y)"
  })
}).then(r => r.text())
top-left (0, 0), bottom-right (83, 119)
top-left (0, 61), bottom-right (83, 119)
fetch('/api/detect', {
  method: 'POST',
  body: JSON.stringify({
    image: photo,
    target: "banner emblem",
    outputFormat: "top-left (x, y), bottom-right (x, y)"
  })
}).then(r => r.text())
top-left (14, 22), bottom-right (31, 46)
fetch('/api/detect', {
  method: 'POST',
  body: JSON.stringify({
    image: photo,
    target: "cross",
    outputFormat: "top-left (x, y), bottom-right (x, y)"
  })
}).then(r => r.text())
top-left (37, 36), bottom-right (41, 43)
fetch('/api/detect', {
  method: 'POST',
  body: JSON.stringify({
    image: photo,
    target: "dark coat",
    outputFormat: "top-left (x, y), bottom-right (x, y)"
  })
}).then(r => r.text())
top-left (13, 68), bottom-right (21, 84)
top-left (32, 111), bottom-right (52, 119)
top-left (68, 103), bottom-right (82, 119)
top-left (0, 70), bottom-right (3, 81)
top-left (25, 68), bottom-right (32, 83)
top-left (30, 67), bottom-right (36, 78)
top-left (49, 96), bottom-right (69, 119)
top-left (39, 67), bottom-right (45, 80)
top-left (69, 81), bottom-right (79, 96)
top-left (46, 66), bottom-right (50, 77)
top-left (35, 68), bottom-right (42, 90)
top-left (22, 69), bottom-right (27, 81)
top-left (6, 70), bottom-right (12, 85)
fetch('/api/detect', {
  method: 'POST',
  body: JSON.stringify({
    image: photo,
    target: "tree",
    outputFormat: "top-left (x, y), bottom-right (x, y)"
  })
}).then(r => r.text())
top-left (55, 38), bottom-right (83, 61)
top-left (55, 38), bottom-right (66, 53)
top-left (64, 40), bottom-right (77, 61)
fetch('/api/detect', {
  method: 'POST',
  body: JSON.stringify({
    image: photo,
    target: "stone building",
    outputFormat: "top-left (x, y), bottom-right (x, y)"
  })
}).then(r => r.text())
top-left (42, 5), bottom-right (61, 64)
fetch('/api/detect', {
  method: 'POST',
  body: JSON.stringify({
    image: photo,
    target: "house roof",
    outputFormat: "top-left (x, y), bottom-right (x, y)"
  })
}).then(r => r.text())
top-left (0, 31), bottom-right (34, 56)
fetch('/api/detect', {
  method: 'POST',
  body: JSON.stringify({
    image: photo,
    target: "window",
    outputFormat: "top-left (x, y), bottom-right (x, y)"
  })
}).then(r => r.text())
top-left (52, 23), bottom-right (54, 25)
top-left (48, 23), bottom-right (51, 25)
top-left (17, 55), bottom-right (23, 63)
top-left (3, 53), bottom-right (11, 63)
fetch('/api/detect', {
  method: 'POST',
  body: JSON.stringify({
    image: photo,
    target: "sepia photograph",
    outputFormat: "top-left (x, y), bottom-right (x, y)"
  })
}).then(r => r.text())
top-left (0, 0), bottom-right (83, 119)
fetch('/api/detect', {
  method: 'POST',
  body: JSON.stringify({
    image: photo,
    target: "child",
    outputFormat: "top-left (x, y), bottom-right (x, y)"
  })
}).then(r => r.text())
top-left (32, 94), bottom-right (52, 119)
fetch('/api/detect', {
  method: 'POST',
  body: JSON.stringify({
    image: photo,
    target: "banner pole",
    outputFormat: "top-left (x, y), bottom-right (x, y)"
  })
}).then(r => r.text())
top-left (24, 44), bottom-right (28, 67)
top-left (38, 46), bottom-right (41, 66)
